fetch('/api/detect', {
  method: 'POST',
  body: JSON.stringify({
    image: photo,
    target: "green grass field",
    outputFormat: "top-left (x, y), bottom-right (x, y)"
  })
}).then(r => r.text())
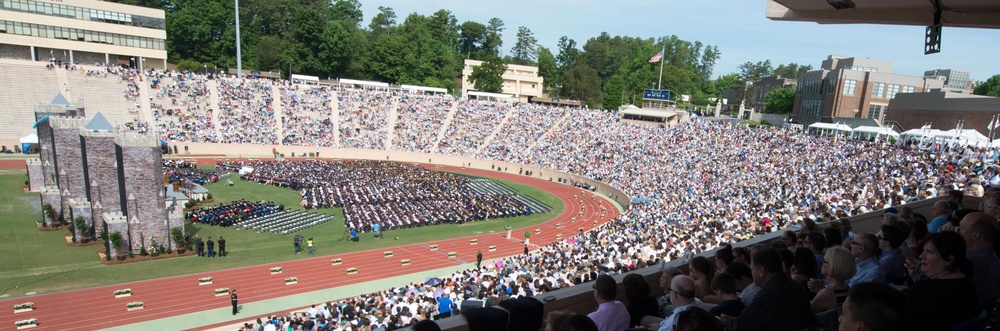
top-left (0, 169), bottom-right (562, 298)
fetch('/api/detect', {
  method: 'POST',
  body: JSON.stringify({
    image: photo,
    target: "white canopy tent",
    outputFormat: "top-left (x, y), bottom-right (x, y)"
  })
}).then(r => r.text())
top-left (851, 126), bottom-right (899, 140)
top-left (807, 123), bottom-right (853, 136)
top-left (19, 133), bottom-right (38, 144)
top-left (901, 127), bottom-right (990, 150)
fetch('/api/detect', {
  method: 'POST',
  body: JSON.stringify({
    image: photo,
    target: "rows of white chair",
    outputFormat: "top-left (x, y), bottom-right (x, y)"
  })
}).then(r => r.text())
top-left (237, 210), bottom-right (334, 235)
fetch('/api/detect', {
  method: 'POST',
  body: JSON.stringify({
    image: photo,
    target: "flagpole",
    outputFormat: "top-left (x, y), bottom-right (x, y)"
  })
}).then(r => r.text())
top-left (657, 46), bottom-right (665, 90)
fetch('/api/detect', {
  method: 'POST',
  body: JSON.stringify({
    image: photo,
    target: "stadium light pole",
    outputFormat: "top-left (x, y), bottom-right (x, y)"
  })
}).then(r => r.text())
top-left (234, 0), bottom-right (242, 77)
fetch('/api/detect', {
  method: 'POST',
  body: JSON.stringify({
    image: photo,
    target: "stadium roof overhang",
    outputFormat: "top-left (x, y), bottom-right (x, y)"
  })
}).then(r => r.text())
top-left (765, 0), bottom-right (1000, 29)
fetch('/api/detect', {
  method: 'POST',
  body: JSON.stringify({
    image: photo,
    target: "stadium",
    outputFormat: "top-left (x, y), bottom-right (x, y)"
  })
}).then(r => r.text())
top-left (2, 1), bottom-right (1000, 331)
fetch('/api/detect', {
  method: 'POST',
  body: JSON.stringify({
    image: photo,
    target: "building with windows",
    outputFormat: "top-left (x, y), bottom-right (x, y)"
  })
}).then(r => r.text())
top-left (461, 59), bottom-right (544, 103)
top-left (885, 90), bottom-right (1000, 136)
top-left (0, 0), bottom-right (166, 68)
top-left (747, 76), bottom-right (797, 111)
top-left (924, 69), bottom-right (974, 94)
top-left (791, 55), bottom-right (945, 126)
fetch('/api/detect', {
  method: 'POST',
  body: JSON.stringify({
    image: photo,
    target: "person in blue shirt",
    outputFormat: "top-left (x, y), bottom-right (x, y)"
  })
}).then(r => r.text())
top-left (373, 223), bottom-right (381, 240)
top-left (848, 233), bottom-right (886, 287)
top-left (927, 201), bottom-right (952, 233)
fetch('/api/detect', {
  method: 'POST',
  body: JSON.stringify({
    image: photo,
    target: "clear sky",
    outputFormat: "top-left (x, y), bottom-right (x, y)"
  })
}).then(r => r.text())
top-left (359, 0), bottom-right (999, 83)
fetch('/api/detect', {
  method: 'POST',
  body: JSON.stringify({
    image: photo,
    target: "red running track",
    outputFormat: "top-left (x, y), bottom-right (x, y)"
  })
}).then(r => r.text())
top-left (0, 161), bottom-right (619, 331)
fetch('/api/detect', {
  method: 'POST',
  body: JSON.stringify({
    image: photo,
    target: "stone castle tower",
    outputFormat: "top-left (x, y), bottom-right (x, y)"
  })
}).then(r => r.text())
top-left (29, 100), bottom-right (172, 257)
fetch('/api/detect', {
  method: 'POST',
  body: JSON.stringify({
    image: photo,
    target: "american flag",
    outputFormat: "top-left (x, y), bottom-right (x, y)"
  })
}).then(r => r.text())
top-left (648, 51), bottom-right (663, 63)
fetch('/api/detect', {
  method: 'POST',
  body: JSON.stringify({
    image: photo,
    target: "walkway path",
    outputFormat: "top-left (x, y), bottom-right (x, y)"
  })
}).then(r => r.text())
top-left (0, 160), bottom-right (617, 331)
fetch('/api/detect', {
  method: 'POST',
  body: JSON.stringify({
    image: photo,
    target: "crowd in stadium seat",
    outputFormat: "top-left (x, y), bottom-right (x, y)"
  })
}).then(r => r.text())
top-left (279, 83), bottom-right (337, 147)
top-left (392, 92), bottom-right (455, 152)
top-left (217, 160), bottom-right (530, 233)
top-left (216, 76), bottom-right (278, 145)
top-left (130, 72), bottom-right (1000, 330)
top-left (151, 72), bottom-right (217, 142)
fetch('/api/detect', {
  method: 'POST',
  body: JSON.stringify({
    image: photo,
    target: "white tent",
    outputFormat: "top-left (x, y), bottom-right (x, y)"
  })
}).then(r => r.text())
top-left (807, 123), bottom-right (853, 136)
top-left (19, 133), bottom-right (38, 144)
top-left (851, 126), bottom-right (899, 140)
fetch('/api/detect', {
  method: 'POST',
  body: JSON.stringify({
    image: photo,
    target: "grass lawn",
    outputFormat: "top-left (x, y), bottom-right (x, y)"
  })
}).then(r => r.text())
top-left (0, 169), bottom-right (562, 298)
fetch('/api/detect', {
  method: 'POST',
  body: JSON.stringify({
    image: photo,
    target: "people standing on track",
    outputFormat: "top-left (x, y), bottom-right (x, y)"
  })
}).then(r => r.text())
top-left (293, 235), bottom-right (302, 254)
top-left (230, 289), bottom-right (238, 315)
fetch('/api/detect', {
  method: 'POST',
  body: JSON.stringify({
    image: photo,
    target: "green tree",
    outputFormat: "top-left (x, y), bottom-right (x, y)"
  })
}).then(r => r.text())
top-left (561, 59), bottom-right (602, 107)
top-left (369, 6), bottom-right (397, 36)
top-left (537, 47), bottom-right (557, 90)
top-left (459, 21), bottom-right (488, 59)
top-left (602, 74), bottom-right (626, 111)
top-left (511, 26), bottom-right (538, 66)
top-left (974, 74), bottom-right (1000, 97)
top-left (713, 73), bottom-right (741, 95)
top-left (556, 36), bottom-right (579, 70)
top-left (773, 63), bottom-right (813, 79)
top-left (763, 88), bottom-right (795, 114)
top-left (484, 18), bottom-right (505, 56)
top-left (738, 60), bottom-right (774, 81)
top-left (470, 56), bottom-right (506, 93)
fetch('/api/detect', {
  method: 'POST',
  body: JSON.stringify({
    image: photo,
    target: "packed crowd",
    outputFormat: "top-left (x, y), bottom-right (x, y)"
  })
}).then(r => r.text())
top-left (434, 99), bottom-right (510, 155)
top-left (338, 87), bottom-right (394, 149)
top-left (392, 93), bottom-right (455, 152)
top-left (216, 76), bottom-right (278, 145)
top-left (280, 83), bottom-right (337, 147)
top-left (217, 160), bottom-right (531, 233)
top-left (151, 72), bottom-right (218, 143)
top-left (479, 103), bottom-right (568, 162)
top-left (186, 200), bottom-right (284, 227)
top-left (163, 159), bottom-right (227, 185)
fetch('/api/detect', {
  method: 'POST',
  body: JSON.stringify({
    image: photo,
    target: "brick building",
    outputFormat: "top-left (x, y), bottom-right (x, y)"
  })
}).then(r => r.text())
top-left (885, 90), bottom-right (1000, 138)
top-left (792, 55), bottom-right (945, 126)
top-left (30, 103), bottom-right (169, 257)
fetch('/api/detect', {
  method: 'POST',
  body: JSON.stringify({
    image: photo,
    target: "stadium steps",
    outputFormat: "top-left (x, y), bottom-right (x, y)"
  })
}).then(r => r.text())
top-left (272, 84), bottom-right (285, 140)
top-left (0, 60), bottom-right (61, 139)
top-left (475, 104), bottom-right (516, 154)
top-left (207, 80), bottom-right (223, 139)
top-left (523, 107), bottom-right (573, 155)
top-left (385, 99), bottom-right (399, 149)
top-left (64, 68), bottom-right (138, 128)
top-left (331, 90), bottom-right (341, 147)
top-left (137, 75), bottom-right (154, 123)
top-left (434, 100), bottom-right (459, 151)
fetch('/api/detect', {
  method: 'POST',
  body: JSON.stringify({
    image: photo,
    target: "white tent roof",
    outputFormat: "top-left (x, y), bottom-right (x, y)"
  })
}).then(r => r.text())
top-left (19, 133), bottom-right (38, 144)
top-left (808, 122), bottom-right (853, 132)
top-left (853, 126), bottom-right (899, 138)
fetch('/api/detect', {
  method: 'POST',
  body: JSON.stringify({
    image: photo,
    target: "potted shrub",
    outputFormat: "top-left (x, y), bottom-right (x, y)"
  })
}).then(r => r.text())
top-left (109, 231), bottom-right (125, 260)
top-left (42, 203), bottom-right (56, 226)
top-left (269, 267), bottom-right (282, 275)
top-left (284, 277), bottom-right (298, 285)
top-left (113, 288), bottom-right (132, 298)
top-left (12, 302), bottom-right (34, 313)
top-left (198, 277), bottom-right (213, 285)
top-left (523, 231), bottom-right (531, 246)
top-left (214, 288), bottom-right (230, 297)
top-left (74, 216), bottom-right (89, 243)
top-left (126, 301), bottom-right (144, 311)
top-left (14, 318), bottom-right (37, 329)
top-left (170, 227), bottom-right (186, 254)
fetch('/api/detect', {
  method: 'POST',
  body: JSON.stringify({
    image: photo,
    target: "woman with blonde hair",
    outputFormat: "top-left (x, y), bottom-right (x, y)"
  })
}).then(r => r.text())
top-left (808, 246), bottom-right (855, 313)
